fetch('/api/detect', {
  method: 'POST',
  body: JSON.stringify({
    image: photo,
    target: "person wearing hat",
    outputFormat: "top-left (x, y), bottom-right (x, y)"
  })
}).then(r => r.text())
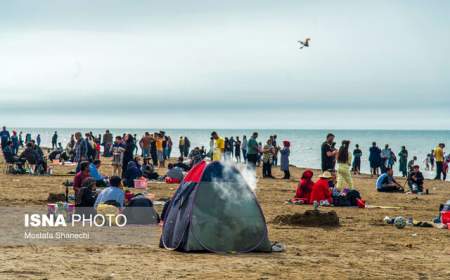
top-left (310, 171), bottom-right (333, 205)
top-left (407, 165), bottom-right (424, 193)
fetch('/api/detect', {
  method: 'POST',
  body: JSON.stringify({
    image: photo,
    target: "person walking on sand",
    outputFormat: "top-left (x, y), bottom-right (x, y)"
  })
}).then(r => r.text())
top-left (336, 140), bottom-right (353, 189)
top-left (368, 142), bottom-right (381, 177)
top-left (280, 140), bottom-right (291, 179)
top-left (352, 144), bottom-right (362, 175)
top-left (434, 143), bottom-right (445, 180)
top-left (398, 146), bottom-right (408, 177)
top-left (321, 133), bottom-right (337, 171)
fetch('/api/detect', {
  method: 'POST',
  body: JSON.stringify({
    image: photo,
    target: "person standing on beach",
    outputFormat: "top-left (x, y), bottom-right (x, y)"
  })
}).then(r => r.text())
top-left (36, 134), bottom-right (41, 147)
top-left (229, 137), bottom-right (235, 159)
top-left (280, 140), bottom-right (291, 179)
top-left (242, 135), bottom-right (248, 163)
top-left (74, 132), bottom-right (88, 171)
top-left (235, 136), bottom-right (241, 163)
top-left (321, 133), bottom-right (337, 171)
top-left (166, 136), bottom-right (173, 159)
top-left (0, 126), bottom-right (11, 150)
top-left (408, 156), bottom-right (418, 173)
top-left (111, 136), bottom-right (126, 177)
top-left (430, 149), bottom-right (435, 171)
top-left (183, 137), bottom-right (191, 158)
top-left (434, 143), bottom-right (445, 180)
top-left (352, 144), bottom-right (362, 175)
top-left (380, 144), bottom-right (391, 173)
top-left (149, 133), bottom-right (157, 166)
top-left (369, 142), bottom-right (381, 177)
top-left (178, 136), bottom-right (185, 158)
top-left (272, 135), bottom-right (279, 166)
top-left (18, 131), bottom-right (24, 147)
top-left (102, 130), bottom-right (113, 157)
top-left (122, 134), bottom-right (136, 177)
top-left (51, 131), bottom-right (58, 150)
top-left (336, 140), bottom-right (353, 189)
top-left (398, 146), bottom-right (408, 177)
top-left (211, 131), bottom-right (224, 161)
top-left (246, 132), bottom-right (259, 167)
top-left (11, 131), bottom-right (19, 155)
top-left (262, 139), bottom-right (274, 178)
top-left (139, 132), bottom-right (151, 158)
top-left (156, 133), bottom-right (165, 168)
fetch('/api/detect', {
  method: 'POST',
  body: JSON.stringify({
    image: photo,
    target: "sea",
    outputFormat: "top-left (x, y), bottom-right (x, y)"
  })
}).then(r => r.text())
top-left (11, 128), bottom-right (450, 180)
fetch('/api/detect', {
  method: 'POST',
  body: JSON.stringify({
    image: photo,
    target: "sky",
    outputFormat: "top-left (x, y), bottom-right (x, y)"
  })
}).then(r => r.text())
top-left (1, 0), bottom-right (449, 129)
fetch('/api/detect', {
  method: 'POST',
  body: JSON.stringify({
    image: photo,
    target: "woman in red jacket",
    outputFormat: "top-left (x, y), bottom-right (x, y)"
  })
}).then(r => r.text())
top-left (291, 170), bottom-right (314, 204)
top-left (310, 171), bottom-right (333, 205)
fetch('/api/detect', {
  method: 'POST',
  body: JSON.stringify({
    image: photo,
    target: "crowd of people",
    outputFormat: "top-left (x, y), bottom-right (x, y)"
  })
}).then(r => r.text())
top-left (1, 126), bottom-right (449, 202)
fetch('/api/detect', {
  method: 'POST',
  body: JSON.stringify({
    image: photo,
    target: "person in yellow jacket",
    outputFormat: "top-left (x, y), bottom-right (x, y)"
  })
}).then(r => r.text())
top-left (434, 143), bottom-right (445, 180)
top-left (337, 140), bottom-right (353, 189)
top-left (211, 131), bottom-right (224, 161)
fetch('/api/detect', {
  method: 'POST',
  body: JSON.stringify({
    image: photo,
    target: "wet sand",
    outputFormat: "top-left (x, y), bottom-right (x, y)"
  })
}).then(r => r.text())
top-left (1, 156), bottom-right (449, 279)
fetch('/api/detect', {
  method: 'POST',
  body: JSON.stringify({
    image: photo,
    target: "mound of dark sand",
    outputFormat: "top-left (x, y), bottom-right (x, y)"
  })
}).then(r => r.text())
top-left (47, 193), bottom-right (66, 203)
top-left (273, 210), bottom-right (339, 227)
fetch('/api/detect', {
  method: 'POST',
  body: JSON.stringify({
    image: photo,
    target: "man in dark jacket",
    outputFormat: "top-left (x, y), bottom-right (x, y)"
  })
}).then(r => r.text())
top-left (102, 130), bottom-right (113, 157)
top-left (408, 165), bottom-right (424, 193)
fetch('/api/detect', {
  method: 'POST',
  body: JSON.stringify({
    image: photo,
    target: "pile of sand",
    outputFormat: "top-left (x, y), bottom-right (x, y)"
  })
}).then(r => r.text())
top-left (273, 210), bottom-right (340, 227)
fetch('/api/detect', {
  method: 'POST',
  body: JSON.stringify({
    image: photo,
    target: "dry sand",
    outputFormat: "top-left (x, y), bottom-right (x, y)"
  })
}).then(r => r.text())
top-left (1, 155), bottom-right (449, 280)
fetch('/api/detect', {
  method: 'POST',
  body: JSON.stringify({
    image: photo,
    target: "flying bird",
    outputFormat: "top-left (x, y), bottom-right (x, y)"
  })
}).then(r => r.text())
top-left (298, 38), bottom-right (311, 49)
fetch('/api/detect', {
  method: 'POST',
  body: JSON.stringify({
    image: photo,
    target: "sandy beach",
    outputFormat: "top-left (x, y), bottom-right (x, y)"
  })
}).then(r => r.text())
top-left (1, 154), bottom-right (449, 280)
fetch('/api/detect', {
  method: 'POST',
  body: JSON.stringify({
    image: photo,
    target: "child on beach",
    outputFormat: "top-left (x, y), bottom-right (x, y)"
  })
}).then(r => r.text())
top-left (280, 141), bottom-right (291, 179)
top-left (111, 136), bottom-right (126, 177)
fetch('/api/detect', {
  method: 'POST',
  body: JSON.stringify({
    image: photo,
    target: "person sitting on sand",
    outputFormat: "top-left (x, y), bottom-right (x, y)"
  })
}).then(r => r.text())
top-left (89, 159), bottom-right (107, 187)
top-left (3, 141), bottom-right (21, 164)
top-left (174, 156), bottom-right (190, 171)
top-left (166, 163), bottom-right (185, 182)
top-left (73, 161), bottom-right (91, 195)
top-left (407, 165), bottom-right (424, 193)
top-left (189, 147), bottom-right (203, 167)
top-left (124, 156), bottom-right (143, 187)
top-left (94, 176), bottom-right (125, 209)
top-left (291, 170), bottom-right (314, 204)
top-left (75, 177), bottom-right (98, 216)
top-left (376, 168), bottom-right (404, 193)
top-left (30, 139), bottom-right (47, 173)
top-left (142, 158), bottom-right (159, 180)
top-left (19, 142), bottom-right (39, 168)
top-left (310, 171), bottom-right (333, 205)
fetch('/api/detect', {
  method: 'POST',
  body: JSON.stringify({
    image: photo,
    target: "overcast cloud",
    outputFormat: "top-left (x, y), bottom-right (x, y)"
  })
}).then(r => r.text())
top-left (1, 0), bottom-right (449, 129)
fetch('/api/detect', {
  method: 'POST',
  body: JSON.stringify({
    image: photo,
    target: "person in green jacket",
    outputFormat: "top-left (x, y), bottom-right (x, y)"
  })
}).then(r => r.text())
top-left (398, 146), bottom-right (408, 177)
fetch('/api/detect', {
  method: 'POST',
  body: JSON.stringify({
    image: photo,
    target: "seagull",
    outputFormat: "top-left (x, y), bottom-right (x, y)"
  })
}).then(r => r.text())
top-left (298, 38), bottom-right (311, 49)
